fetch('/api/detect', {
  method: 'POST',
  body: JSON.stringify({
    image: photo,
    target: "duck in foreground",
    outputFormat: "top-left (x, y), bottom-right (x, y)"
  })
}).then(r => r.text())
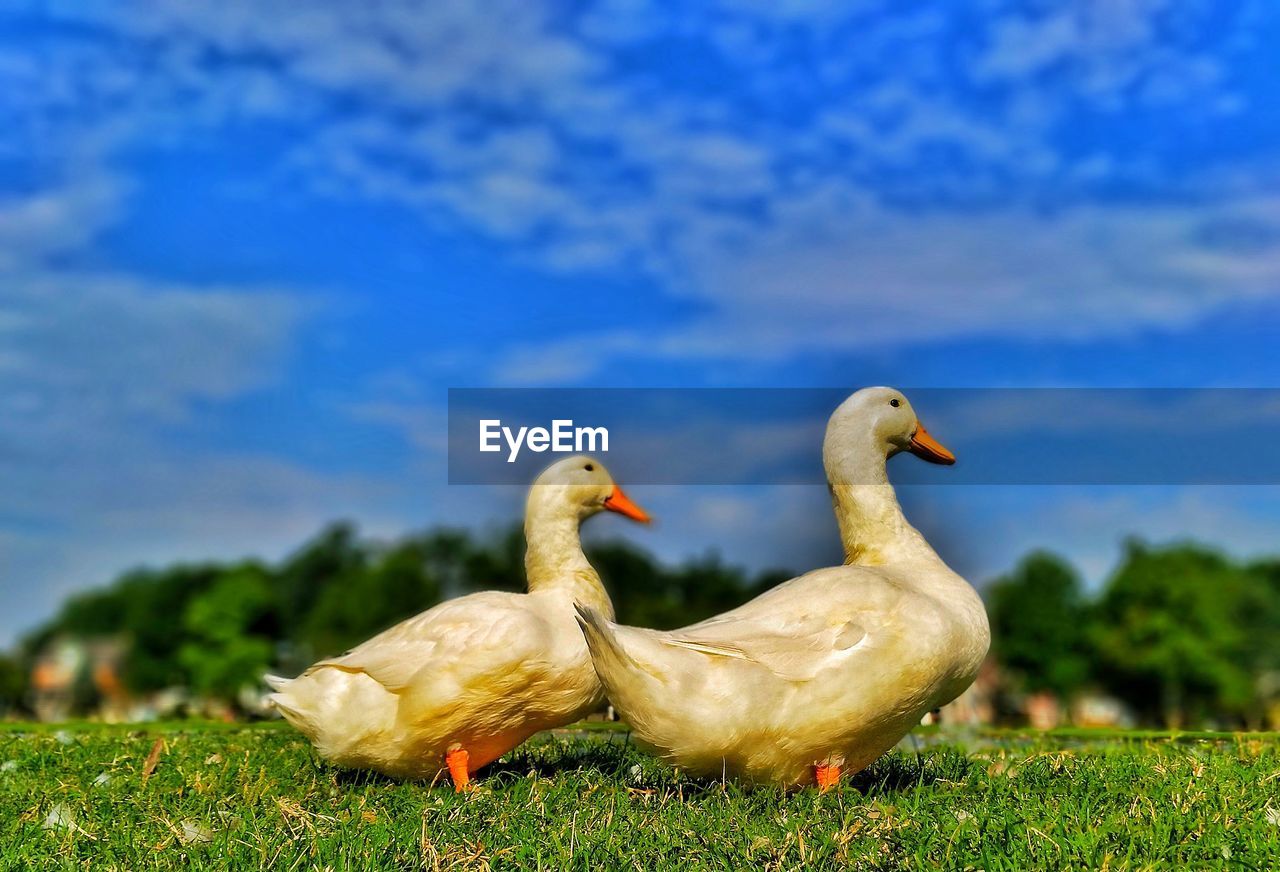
top-left (576, 387), bottom-right (989, 790)
top-left (268, 455), bottom-right (650, 790)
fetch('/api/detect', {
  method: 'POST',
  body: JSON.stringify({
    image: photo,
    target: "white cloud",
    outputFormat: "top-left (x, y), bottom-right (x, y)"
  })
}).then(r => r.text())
top-left (0, 269), bottom-right (433, 645)
top-left (602, 484), bottom-right (842, 573)
top-left (8, 2), bottom-right (1267, 364)
top-left (494, 192), bottom-right (1280, 379)
top-left (692, 195), bottom-right (1280, 341)
top-left (2, 0), bottom-right (1277, 642)
top-left (0, 176), bottom-right (125, 270)
top-left (0, 170), bottom-right (327, 644)
top-left (344, 401), bottom-right (449, 457)
top-left (490, 332), bottom-right (651, 385)
top-left (973, 0), bottom-right (1231, 111)
top-left (933, 485), bottom-right (1280, 587)
top-left (0, 272), bottom-right (303, 435)
top-left (18, 0), bottom-right (1257, 286)
top-left (0, 456), bottom-right (420, 646)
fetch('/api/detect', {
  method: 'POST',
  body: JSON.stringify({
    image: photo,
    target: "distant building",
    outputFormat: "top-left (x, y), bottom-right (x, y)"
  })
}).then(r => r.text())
top-left (1024, 691), bottom-right (1062, 730)
top-left (30, 637), bottom-right (128, 722)
top-left (926, 657), bottom-right (1136, 729)
top-left (1071, 693), bottom-right (1135, 729)
top-left (932, 658), bottom-right (999, 725)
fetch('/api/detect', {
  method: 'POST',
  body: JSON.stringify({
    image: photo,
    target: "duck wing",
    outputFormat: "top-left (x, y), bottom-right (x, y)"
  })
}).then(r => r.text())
top-left (652, 565), bottom-right (909, 682)
top-left (310, 591), bottom-right (542, 694)
top-left (660, 614), bottom-right (867, 683)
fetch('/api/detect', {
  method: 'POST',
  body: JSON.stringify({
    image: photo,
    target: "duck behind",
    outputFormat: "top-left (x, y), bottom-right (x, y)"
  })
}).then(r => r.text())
top-left (268, 455), bottom-right (651, 789)
top-left (577, 388), bottom-right (989, 789)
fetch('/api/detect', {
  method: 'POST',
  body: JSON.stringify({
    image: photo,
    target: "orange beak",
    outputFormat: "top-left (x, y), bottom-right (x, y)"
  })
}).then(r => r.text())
top-left (908, 422), bottom-right (956, 465)
top-left (603, 484), bottom-right (652, 523)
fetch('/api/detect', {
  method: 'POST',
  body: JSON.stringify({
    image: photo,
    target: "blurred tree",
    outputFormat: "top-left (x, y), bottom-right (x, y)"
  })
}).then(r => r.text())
top-left (272, 523), bottom-right (369, 672)
top-left (300, 540), bottom-right (441, 659)
top-left (52, 587), bottom-right (130, 637)
top-left (20, 564), bottom-right (225, 694)
top-left (987, 551), bottom-right (1092, 702)
top-left (1243, 558), bottom-right (1280, 726)
top-left (417, 529), bottom-right (476, 598)
top-left (591, 543), bottom-right (789, 630)
top-left (663, 554), bottom-right (752, 629)
top-left (68, 563), bottom-right (220, 691)
top-left (1093, 540), bottom-right (1264, 728)
top-left (461, 525), bottom-right (526, 594)
top-left (178, 563), bottom-right (278, 702)
top-left (275, 523), bottom-right (367, 636)
top-left (0, 652), bottom-right (27, 716)
top-left (587, 540), bottom-right (669, 626)
top-left (745, 568), bottom-right (795, 600)
top-left (117, 566), bottom-right (220, 692)
top-left (43, 516), bottom-right (1280, 732)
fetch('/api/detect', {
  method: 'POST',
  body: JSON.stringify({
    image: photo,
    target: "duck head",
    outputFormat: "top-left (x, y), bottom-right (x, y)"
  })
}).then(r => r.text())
top-left (824, 387), bottom-right (955, 482)
top-left (527, 455), bottom-right (652, 523)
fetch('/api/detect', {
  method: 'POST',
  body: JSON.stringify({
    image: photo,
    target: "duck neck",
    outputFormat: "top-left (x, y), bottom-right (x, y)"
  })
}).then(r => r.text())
top-left (523, 502), bottom-right (612, 613)
top-left (826, 443), bottom-right (933, 565)
top-left (829, 482), bottom-right (925, 565)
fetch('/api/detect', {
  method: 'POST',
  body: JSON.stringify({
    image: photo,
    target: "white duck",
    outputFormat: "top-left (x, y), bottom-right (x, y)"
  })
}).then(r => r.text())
top-left (268, 455), bottom-right (650, 790)
top-left (576, 387), bottom-right (989, 789)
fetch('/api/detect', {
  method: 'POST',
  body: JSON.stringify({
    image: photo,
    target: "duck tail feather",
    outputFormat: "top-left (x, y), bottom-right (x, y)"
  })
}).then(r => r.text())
top-left (574, 603), bottom-right (671, 681)
top-left (574, 603), bottom-right (641, 674)
top-left (574, 603), bottom-right (618, 658)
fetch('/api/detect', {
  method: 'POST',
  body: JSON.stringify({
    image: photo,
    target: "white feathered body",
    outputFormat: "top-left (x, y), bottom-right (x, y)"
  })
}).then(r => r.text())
top-left (270, 578), bottom-right (612, 780)
top-left (579, 554), bottom-right (989, 787)
top-left (576, 389), bottom-right (993, 787)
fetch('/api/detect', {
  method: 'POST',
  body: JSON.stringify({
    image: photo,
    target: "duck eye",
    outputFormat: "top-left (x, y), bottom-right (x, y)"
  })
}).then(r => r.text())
top-left (584, 464), bottom-right (594, 471)
top-left (889, 398), bottom-right (901, 408)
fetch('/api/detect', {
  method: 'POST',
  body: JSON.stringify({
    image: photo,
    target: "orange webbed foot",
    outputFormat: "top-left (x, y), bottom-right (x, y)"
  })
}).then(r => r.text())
top-left (814, 762), bottom-right (841, 792)
top-left (446, 745), bottom-right (473, 793)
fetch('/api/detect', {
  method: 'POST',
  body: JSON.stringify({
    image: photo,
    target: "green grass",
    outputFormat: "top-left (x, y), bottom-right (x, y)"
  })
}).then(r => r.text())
top-left (2, 724), bottom-right (1277, 870)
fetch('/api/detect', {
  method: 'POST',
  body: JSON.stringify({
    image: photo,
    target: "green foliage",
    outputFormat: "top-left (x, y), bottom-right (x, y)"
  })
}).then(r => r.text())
top-left (0, 652), bottom-right (27, 715)
top-left (1093, 540), bottom-right (1270, 728)
top-left (15, 520), bottom-right (1280, 728)
top-left (178, 564), bottom-right (279, 700)
top-left (987, 551), bottom-right (1091, 699)
top-left (274, 523), bottom-right (368, 640)
top-left (587, 540), bottom-right (677, 628)
top-left (18, 522), bottom-right (783, 710)
top-left (1244, 558), bottom-right (1280, 677)
top-left (3, 726), bottom-right (1278, 870)
top-left (50, 588), bottom-right (130, 638)
top-left (300, 541), bottom-right (441, 657)
top-left (117, 567), bottom-right (222, 693)
top-left (459, 525), bottom-right (526, 594)
top-left (590, 544), bottom-right (786, 631)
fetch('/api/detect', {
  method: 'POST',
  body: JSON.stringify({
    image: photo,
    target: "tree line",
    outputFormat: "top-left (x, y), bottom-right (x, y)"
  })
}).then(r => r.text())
top-left (988, 542), bottom-right (1280, 729)
top-left (2, 523), bottom-right (1277, 728)
top-left (1, 522), bottom-right (789, 714)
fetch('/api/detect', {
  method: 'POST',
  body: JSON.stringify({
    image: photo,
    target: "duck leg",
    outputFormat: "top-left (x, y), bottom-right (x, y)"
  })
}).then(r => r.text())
top-left (445, 744), bottom-right (473, 793)
top-left (814, 761), bottom-right (841, 792)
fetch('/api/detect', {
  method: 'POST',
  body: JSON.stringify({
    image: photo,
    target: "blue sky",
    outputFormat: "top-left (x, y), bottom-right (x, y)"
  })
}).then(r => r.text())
top-left (2, 0), bottom-right (1280, 644)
